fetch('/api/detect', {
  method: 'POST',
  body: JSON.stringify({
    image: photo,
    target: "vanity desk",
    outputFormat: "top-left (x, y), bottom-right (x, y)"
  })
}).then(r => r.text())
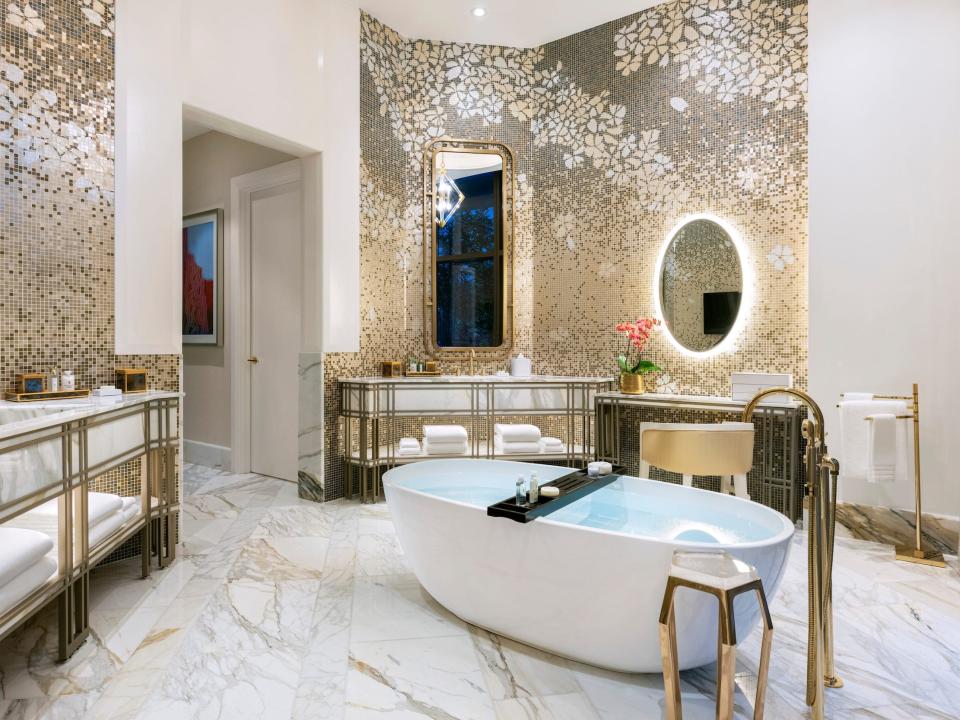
top-left (338, 375), bottom-right (613, 501)
top-left (595, 391), bottom-right (805, 520)
top-left (0, 391), bottom-right (181, 659)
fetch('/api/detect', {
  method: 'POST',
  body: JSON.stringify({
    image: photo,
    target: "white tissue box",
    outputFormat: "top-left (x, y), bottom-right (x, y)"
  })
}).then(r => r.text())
top-left (93, 386), bottom-right (121, 397)
top-left (731, 373), bottom-right (792, 403)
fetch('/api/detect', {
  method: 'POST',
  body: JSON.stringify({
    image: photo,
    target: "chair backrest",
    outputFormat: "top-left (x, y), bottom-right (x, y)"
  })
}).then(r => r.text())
top-left (639, 422), bottom-right (755, 476)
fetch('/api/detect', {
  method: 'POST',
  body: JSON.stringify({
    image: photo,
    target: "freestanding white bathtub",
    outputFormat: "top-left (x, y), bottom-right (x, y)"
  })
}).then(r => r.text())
top-left (383, 459), bottom-right (794, 673)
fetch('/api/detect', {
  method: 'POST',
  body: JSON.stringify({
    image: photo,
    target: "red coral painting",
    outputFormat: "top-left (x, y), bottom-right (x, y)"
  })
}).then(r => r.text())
top-left (182, 210), bottom-right (222, 345)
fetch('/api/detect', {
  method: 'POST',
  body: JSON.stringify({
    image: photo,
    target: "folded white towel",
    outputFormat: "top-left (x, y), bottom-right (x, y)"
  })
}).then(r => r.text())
top-left (397, 446), bottom-right (422, 457)
top-left (423, 425), bottom-right (468, 443)
top-left (494, 439), bottom-right (543, 455)
top-left (541, 436), bottom-right (564, 446)
top-left (0, 528), bottom-right (54, 588)
top-left (867, 414), bottom-right (897, 483)
top-left (541, 442), bottom-right (567, 454)
top-left (398, 437), bottom-right (421, 449)
top-left (839, 399), bottom-right (907, 481)
top-left (26, 492), bottom-right (123, 527)
top-left (423, 440), bottom-right (468, 456)
top-left (843, 392), bottom-right (874, 401)
top-left (494, 423), bottom-right (541, 443)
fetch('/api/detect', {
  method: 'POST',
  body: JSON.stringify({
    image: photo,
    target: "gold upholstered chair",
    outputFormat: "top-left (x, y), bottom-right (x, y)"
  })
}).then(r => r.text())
top-left (638, 422), bottom-right (755, 500)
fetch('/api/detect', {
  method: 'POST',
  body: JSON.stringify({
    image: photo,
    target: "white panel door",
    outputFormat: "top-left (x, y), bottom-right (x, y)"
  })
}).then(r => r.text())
top-left (250, 181), bottom-right (301, 480)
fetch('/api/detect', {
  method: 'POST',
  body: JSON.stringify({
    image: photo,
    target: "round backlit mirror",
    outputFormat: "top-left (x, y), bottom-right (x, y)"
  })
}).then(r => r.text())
top-left (657, 217), bottom-right (744, 354)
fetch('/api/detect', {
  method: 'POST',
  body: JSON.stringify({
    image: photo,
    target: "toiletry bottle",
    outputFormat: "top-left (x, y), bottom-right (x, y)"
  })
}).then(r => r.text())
top-left (49, 369), bottom-right (59, 392)
top-left (516, 475), bottom-right (526, 506)
top-left (529, 472), bottom-right (539, 504)
top-left (61, 370), bottom-right (75, 391)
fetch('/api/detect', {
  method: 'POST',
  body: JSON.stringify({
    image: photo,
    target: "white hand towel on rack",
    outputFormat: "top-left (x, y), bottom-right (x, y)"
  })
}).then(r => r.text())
top-left (866, 413), bottom-right (897, 483)
top-left (839, 398), bottom-right (908, 481)
top-left (423, 425), bottom-right (468, 443)
top-left (494, 424), bottom-right (541, 443)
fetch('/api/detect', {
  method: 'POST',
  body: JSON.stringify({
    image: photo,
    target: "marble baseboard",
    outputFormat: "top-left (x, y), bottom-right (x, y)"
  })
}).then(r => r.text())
top-left (836, 503), bottom-right (959, 556)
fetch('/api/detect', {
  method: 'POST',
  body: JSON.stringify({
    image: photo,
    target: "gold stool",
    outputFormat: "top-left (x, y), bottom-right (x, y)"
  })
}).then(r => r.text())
top-left (659, 551), bottom-right (774, 720)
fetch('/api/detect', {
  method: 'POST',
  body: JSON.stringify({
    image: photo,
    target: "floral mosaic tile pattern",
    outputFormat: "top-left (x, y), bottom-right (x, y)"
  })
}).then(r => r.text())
top-left (0, 1), bottom-right (180, 393)
top-left (319, 1), bottom-right (807, 501)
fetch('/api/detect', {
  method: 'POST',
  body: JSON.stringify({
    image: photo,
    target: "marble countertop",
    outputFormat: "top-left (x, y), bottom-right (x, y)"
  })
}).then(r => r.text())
top-left (595, 391), bottom-right (799, 410)
top-left (340, 374), bottom-right (614, 385)
top-left (0, 391), bottom-right (183, 440)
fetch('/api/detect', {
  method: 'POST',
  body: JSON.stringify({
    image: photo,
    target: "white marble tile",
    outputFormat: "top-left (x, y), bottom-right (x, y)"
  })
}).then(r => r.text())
top-left (252, 505), bottom-right (339, 539)
top-left (470, 627), bottom-right (581, 701)
top-left (346, 635), bottom-right (494, 719)
top-left (352, 574), bottom-right (466, 643)
top-left (355, 532), bottom-right (409, 576)
top-left (230, 536), bottom-right (330, 582)
top-left (492, 692), bottom-right (600, 720)
top-left (136, 579), bottom-right (319, 720)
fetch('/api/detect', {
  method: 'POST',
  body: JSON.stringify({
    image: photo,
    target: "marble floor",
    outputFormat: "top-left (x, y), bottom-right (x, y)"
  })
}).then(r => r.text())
top-left (1, 464), bottom-right (959, 719)
top-left (836, 503), bottom-right (959, 556)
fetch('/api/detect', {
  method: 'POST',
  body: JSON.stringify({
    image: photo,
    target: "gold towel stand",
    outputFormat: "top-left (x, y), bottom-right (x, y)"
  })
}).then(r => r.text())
top-left (857, 383), bottom-right (945, 568)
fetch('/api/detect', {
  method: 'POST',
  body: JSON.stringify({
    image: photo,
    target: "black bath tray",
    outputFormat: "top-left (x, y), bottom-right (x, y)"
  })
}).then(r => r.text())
top-left (486, 467), bottom-right (624, 524)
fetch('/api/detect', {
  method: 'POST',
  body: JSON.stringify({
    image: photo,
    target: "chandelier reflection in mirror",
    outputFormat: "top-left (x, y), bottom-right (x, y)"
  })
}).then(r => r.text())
top-left (434, 158), bottom-right (465, 228)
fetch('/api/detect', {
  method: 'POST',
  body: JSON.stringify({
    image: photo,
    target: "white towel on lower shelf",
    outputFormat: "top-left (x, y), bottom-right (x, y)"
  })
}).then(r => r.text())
top-left (397, 446), bottom-right (422, 457)
top-left (541, 440), bottom-right (567, 454)
top-left (494, 439), bottom-right (543, 455)
top-left (867, 413), bottom-right (897, 483)
top-left (398, 437), bottom-right (421, 450)
top-left (0, 554), bottom-right (58, 616)
top-left (839, 398), bottom-right (908, 481)
top-left (422, 425), bottom-right (468, 443)
top-left (494, 423), bottom-right (541, 443)
top-left (423, 440), bottom-right (468, 456)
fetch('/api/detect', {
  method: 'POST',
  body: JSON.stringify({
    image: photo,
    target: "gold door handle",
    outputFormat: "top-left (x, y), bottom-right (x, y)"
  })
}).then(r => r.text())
top-left (247, 356), bottom-right (259, 364)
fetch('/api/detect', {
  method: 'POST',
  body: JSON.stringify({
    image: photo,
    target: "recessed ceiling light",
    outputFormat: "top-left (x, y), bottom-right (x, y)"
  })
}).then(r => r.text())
top-left (471, 7), bottom-right (486, 17)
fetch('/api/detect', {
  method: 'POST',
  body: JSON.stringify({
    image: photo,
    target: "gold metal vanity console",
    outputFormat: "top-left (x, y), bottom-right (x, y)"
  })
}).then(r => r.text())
top-left (0, 392), bottom-right (181, 660)
top-left (339, 375), bottom-right (613, 502)
top-left (595, 391), bottom-right (807, 521)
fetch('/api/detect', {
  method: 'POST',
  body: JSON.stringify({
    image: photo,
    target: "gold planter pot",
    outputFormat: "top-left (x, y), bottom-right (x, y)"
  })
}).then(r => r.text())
top-left (620, 372), bottom-right (645, 395)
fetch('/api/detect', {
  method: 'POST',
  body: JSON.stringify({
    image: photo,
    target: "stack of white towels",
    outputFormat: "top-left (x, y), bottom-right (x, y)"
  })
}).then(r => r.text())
top-left (422, 425), bottom-right (469, 455)
top-left (396, 438), bottom-right (421, 456)
top-left (839, 392), bottom-right (908, 484)
top-left (493, 424), bottom-right (567, 455)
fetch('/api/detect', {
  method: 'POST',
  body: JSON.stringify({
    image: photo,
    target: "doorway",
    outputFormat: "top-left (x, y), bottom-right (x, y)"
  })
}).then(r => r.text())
top-left (248, 180), bottom-right (302, 479)
top-left (229, 160), bottom-right (303, 481)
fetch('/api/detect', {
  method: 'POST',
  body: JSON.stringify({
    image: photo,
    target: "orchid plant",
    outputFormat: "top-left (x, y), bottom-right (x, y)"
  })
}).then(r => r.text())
top-left (616, 317), bottom-right (662, 375)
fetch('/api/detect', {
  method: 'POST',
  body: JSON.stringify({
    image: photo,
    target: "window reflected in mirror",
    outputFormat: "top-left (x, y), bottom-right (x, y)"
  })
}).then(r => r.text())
top-left (425, 141), bottom-right (514, 354)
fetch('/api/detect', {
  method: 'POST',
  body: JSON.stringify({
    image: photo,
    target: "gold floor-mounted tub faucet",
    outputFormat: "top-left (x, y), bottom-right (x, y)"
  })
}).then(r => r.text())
top-left (743, 388), bottom-right (842, 720)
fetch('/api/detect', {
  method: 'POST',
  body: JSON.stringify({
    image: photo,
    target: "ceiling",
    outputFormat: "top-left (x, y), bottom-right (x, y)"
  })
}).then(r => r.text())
top-left (359, 0), bottom-right (665, 49)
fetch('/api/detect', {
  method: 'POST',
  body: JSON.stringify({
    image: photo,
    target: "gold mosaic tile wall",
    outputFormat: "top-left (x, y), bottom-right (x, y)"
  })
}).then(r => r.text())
top-left (0, 2), bottom-right (181, 393)
top-left (323, 1), bottom-right (807, 500)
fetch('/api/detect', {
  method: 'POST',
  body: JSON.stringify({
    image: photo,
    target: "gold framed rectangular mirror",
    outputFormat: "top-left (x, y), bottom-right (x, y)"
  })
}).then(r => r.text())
top-left (423, 138), bottom-right (515, 357)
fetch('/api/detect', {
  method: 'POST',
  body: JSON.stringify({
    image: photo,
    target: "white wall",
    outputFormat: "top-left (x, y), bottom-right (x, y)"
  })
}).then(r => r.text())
top-left (809, 0), bottom-right (960, 515)
top-left (115, 0), bottom-right (183, 355)
top-left (115, 0), bottom-right (361, 356)
top-left (182, 131), bottom-right (295, 453)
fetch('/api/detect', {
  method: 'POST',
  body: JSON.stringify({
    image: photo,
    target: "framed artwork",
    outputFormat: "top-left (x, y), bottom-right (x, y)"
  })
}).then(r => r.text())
top-left (182, 209), bottom-right (223, 345)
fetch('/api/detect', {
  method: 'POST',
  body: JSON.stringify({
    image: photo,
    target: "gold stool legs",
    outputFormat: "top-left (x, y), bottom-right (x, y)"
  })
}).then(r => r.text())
top-left (659, 583), bottom-right (683, 719)
top-left (659, 578), bottom-right (774, 720)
